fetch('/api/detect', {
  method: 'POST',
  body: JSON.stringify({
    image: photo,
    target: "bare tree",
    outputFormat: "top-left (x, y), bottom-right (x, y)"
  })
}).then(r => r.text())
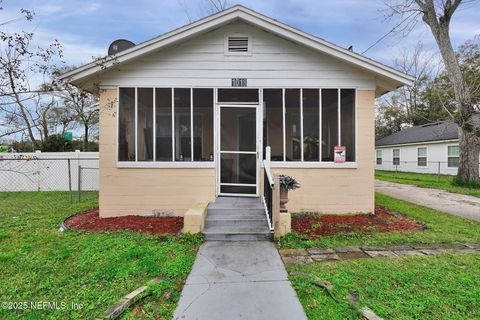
top-left (385, 0), bottom-right (480, 183)
top-left (380, 42), bottom-right (441, 124)
top-left (52, 73), bottom-right (99, 151)
top-left (0, 5), bottom-right (63, 149)
top-left (178, 0), bottom-right (230, 22)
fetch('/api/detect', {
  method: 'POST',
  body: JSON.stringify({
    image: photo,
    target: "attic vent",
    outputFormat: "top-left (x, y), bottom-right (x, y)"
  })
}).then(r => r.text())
top-left (228, 36), bottom-right (249, 52)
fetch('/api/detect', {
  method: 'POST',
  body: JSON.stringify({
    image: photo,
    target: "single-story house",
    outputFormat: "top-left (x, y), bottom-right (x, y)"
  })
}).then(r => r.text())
top-left (60, 5), bottom-right (412, 236)
top-left (375, 116), bottom-right (480, 175)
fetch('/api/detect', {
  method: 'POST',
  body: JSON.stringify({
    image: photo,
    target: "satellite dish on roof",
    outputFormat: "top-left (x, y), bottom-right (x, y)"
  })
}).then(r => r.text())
top-left (108, 39), bottom-right (135, 55)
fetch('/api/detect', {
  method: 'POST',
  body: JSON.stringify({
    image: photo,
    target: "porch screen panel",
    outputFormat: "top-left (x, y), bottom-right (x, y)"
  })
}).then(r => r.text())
top-left (303, 89), bottom-right (320, 161)
top-left (217, 89), bottom-right (259, 103)
top-left (321, 89), bottom-right (338, 161)
top-left (193, 89), bottom-right (214, 161)
top-left (137, 88), bottom-right (153, 161)
top-left (155, 88), bottom-right (172, 161)
top-left (340, 89), bottom-right (355, 162)
top-left (285, 89), bottom-right (301, 161)
top-left (174, 88), bottom-right (191, 161)
top-left (118, 88), bottom-right (135, 161)
top-left (263, 89), bottom-right (283, 161)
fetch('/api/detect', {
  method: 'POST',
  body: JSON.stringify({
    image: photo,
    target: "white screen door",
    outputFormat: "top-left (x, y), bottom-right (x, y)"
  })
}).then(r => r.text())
top-left (217, 104), bottom-right (259, 196)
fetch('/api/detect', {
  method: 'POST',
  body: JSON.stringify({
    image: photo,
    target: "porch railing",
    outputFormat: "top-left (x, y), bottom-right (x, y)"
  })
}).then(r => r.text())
top-left (263, 146), bottom-right (279, 231)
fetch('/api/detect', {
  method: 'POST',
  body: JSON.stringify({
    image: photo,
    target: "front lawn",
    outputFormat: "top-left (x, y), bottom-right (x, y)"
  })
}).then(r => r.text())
top-left (375, 169), bottom-right (480, 197)
top-left (282, 193), bottom-right (480, 319)
top-left (279, 193), bottom-right (480, 249)
top-left (0, 192), bottom-right (202, 320)
top-left (289, 253), bottom-right (480, 319)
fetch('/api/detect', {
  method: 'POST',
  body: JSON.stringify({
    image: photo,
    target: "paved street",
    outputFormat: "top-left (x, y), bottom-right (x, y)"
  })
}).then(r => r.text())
top-left (376, 180), bottom-right (480, 221)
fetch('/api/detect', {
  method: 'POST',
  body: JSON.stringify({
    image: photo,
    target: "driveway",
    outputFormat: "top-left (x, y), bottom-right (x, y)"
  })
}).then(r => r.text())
top-left (173, 241), bottom-right (307, 320)
top-left (376, 180), bottom-right (480, 221)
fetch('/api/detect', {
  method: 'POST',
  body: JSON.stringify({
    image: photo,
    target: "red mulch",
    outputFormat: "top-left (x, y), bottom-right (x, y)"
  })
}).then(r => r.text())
top-left (292, 206), bottom-right (424, 237)
top-left (64, 208), bottom-right (183, 235)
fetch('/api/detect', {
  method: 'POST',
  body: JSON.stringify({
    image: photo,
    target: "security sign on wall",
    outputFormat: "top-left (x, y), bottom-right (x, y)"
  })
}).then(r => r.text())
top-left (334, 146), bottom-right (346, 163)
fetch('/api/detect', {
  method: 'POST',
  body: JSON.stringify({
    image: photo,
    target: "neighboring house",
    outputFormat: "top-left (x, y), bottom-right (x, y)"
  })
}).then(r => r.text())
top-left (376, 116), bottom-right (480, 175)
top-left (60, 5), bottom-right (412, 219)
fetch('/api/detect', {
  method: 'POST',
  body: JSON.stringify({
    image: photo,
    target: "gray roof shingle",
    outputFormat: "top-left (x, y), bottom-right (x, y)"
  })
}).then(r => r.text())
top-left (375, 114), bottom-right (480, 146)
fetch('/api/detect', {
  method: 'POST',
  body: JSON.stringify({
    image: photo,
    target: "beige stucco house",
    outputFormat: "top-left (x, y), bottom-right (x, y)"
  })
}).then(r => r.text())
top-left (61, 5), bottom-right (412, 237)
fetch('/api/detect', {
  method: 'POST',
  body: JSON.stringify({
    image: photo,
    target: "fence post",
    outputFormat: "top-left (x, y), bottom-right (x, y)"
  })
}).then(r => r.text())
top-left (437, 161), bottom-right (441, 181)
top-left (77, 164), bottom-right (81, 202)
top-left (68, 159), bottom-right (72, 203)
top-left (395, 164), bottom-right (398, 178)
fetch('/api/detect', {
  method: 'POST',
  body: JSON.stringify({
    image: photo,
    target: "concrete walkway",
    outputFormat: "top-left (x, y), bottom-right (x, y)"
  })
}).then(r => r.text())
top-left (376, 180), bottom-right (480, 221)
top-left (173, 241), bottom-right (307, 320)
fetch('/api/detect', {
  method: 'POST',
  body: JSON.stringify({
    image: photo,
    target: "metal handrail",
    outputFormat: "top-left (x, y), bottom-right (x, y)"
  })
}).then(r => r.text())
top-left (263, 146), bottom-right (276, 231)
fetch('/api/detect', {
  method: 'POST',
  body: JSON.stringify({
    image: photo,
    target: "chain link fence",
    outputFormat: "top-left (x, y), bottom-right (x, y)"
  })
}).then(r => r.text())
top-left (0, 155), bottom-right (99, 205)
top-left (376, 160), bottom-right (463, 180)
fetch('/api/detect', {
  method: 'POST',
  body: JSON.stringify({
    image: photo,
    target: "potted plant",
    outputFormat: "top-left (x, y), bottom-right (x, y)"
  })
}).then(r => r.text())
top-left (279, 175), bottom-right (300, 212)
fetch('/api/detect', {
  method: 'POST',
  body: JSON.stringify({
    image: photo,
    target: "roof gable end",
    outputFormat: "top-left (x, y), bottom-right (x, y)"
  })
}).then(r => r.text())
top-left (60, 5), bottom-right (414, 90)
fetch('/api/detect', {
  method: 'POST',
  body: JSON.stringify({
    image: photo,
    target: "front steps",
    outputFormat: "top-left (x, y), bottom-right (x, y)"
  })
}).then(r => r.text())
top-left (203, 197), bottom-right (272, 241)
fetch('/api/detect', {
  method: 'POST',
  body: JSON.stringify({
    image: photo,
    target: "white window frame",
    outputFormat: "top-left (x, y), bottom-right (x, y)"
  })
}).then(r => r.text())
top-left (116, 86), bottom-right (215, 168)
top-left (265, 87), bottom-right (358, 169)
top-left (116, 86), bottom-right (358, 169)
top-left (224, 33), bottom-right (252, 56)
top-left (416, 146), bottom-right (428, 168)
top-left (446, 144), bottom-right (460, 169)
top-left (376, 149), bottom-right (382, 165)
top-left (392, 148), bottom-right (400, 166)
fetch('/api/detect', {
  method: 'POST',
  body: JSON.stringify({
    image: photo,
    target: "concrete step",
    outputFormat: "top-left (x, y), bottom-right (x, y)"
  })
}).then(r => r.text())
top-left (207, 207), bottom-right (266, 216)
top-left (205, 215), bottom-right (268, 227)
top-left (214, 196), bottom-right (262, 205)
top-left (203, 226), bottom-right (273, 241)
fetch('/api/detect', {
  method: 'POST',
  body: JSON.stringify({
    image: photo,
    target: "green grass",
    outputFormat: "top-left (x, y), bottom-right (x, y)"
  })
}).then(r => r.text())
top-left (278, 193), bottom-right (480, 249)
top-left (0, 192), bottom-right (202, 320)
top-left (283, 193), bottom-right (480, 319)
top-left (289, 253), bottom-right (480, 320)
top-left (375, 170), bottom-right (480, 197)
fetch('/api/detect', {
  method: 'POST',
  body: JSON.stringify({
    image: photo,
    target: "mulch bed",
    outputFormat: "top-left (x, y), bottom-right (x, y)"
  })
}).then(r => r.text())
top-left (64, 208), bottom-right (183, 235)
top-left (292, 206), bottom-right (424, 237)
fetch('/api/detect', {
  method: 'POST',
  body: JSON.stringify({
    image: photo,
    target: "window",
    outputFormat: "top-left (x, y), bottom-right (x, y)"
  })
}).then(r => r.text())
top-left (262, 88), bottom-right (356, 163)
top-left (218, 89), bottom-right (258, 103)
top-left (137, 88), bottom-right (154, 161)
top-left (303, 89), bottom-right (320, 161)
top-left (417, 147), bottom-right (427, 167)
top-left (285, 89), bottom-right (301, 161)
top-left (448, 145), bottom-right (459, 168)
top-left (376, 150), bottom-right (382, 165)
top-left (193, 89), bottom-right (214, 161)
top-left (393, 149), bottom-right (400, 165)
top-left (155, 88), bottom-right (172, 161)
top-left (263, 89), bottom-right (283, 161)
top-left (321, 89), bottom-right (338, 161)
top-left (118, 88), bottom-right (135, 161)
top-left (118, 87), bottom-right (214, 163)
top-left (341, 89), bottom-right (355, 162)
top-left (174, 88), bottom-right (191, 161)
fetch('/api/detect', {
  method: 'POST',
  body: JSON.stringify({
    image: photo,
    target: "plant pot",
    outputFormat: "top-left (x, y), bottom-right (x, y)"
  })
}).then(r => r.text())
top-left (280, 187), bottom-right (289, 212)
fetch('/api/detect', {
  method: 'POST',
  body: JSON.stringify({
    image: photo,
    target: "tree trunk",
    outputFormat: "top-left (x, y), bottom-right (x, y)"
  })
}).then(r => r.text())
top-left (83, 125), bottom-right (89, 151)
top-left (417, 0), bottom-right (479, 182)
top-left (458, 127), bottom-right (480, 182)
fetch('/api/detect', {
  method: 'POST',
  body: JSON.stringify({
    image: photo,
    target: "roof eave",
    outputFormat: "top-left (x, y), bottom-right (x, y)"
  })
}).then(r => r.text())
top-left (60, 5), bottom-right (414, 88)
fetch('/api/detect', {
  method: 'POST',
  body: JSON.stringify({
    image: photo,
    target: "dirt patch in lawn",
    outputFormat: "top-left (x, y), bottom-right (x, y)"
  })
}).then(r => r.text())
top-left (65, 209), bottom-right (183, 235)
top-left (292, 206), bottom-right (424, 237)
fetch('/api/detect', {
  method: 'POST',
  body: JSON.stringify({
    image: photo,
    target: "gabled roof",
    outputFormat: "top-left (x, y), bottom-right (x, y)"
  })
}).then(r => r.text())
top-left (60, 5), bottom-right (414, 92)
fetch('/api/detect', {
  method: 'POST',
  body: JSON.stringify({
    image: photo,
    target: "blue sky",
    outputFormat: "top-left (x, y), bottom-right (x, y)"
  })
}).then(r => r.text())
top-left (2, 0), bottom-right (480, 68)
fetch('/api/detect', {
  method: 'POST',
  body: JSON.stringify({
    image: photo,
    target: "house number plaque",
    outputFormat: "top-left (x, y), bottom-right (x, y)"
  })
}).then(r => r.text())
top-left (231, 78), bottom-right (247, 87)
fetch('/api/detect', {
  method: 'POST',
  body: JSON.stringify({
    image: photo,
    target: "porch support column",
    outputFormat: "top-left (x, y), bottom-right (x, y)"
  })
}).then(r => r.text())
top-left (273, 174), bottom-right (291, 238)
